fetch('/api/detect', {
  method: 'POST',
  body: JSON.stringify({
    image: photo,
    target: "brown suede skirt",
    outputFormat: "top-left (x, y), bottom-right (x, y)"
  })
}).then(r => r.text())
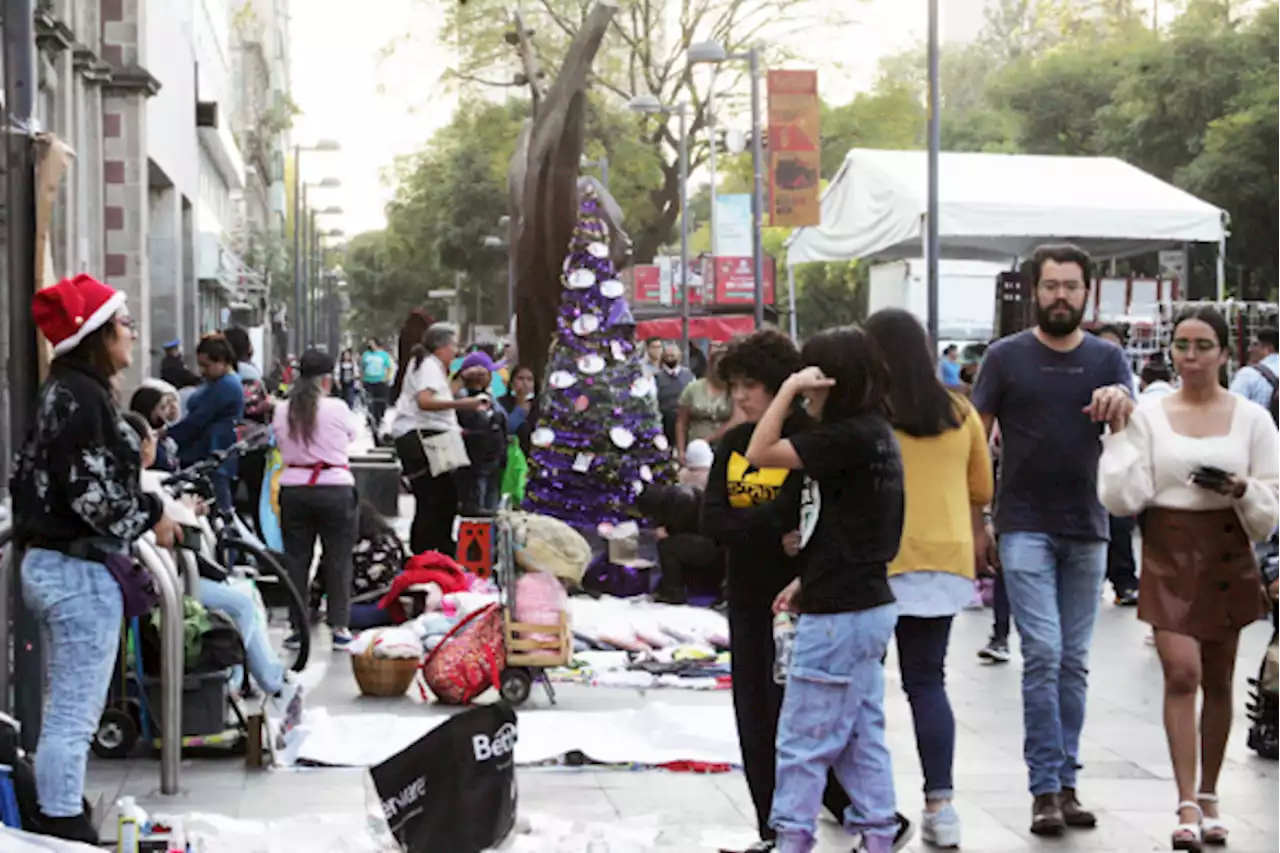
top-left (1139, 507), bottom-right (1269, 643)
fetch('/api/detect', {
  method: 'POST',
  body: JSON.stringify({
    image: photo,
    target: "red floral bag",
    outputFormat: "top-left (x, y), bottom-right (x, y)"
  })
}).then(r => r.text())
top-left (418, 603), bottom-right (505, 705)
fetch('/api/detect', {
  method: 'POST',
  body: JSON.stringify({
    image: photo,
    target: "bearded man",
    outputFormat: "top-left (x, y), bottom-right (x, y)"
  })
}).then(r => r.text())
top-left (970, 244), bottom-right (1135, 837)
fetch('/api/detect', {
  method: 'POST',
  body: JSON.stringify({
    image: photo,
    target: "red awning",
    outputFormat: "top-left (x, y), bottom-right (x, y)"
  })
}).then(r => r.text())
top-left (635, 315), bottom-right (758, 343)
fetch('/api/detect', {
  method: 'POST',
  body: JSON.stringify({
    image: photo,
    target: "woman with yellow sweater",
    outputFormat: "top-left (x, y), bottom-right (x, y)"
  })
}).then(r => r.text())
top-left (864, 309), bottom-right (995, 849)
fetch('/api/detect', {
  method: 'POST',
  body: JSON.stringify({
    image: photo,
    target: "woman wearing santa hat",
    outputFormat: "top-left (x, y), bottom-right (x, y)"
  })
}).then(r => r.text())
top-left (10, 274), bottom-right (182, 842)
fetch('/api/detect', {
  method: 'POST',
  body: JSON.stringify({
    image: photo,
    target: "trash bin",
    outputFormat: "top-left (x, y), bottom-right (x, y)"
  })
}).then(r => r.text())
top-left (351, 454), bottom-right (401, 518)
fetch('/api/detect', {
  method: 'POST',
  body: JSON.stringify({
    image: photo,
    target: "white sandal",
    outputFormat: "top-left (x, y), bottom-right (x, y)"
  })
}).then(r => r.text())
top-left (1197, 793), bottom-right (1228, 846)
top-left (1173, 801), bottom-right (1203, 851)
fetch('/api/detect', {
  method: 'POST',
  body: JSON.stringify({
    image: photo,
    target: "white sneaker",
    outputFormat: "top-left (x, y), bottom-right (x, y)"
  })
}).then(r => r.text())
top-left (267, 679), bottom-right (305, 748)
top-left (921, 803), bottom-right (961, 848)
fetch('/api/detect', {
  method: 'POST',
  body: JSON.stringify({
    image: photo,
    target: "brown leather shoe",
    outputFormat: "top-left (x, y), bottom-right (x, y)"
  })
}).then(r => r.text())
top-left (1060, 787), bottom-right (1098, 828)
top-left (1030, 792), bottom-right (1066, 836)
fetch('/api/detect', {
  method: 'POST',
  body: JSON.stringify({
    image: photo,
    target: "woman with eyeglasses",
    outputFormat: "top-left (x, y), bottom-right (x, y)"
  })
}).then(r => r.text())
top-left (12, 275), bottom-right (182, 842)
top-left (1099, 304), bottom-right (1278, 851)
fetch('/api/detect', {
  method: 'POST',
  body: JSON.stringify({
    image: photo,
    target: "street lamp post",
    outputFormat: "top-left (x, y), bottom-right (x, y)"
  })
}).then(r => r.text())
top-left (689, 41), bottom-right (766, 329)
top-left (628, 95), bottom-right (691, 360)
top-left (292, 140), bottom-right (340, 354)
top-left (926, 0), bottom-right (941, 346)
top-left (307, 204), bottom-right (344, 349)
top-left (580, 154), bottom-right (610, 188)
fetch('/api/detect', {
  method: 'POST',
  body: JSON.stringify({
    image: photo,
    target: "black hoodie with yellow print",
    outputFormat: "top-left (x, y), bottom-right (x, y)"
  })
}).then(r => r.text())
top-left (702, 412), bottom-right (811, 604)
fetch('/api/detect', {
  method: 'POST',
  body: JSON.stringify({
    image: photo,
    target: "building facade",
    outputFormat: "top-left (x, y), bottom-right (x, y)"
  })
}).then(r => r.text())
top-left (0, 0), bottom-right (292, 487)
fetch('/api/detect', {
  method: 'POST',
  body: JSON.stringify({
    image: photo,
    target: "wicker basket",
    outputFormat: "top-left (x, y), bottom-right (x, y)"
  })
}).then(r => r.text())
top-left (351, 644), bottom-right (419, 697)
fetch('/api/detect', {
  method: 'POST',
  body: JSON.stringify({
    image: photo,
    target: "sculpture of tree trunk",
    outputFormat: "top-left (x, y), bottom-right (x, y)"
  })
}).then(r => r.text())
top-left (508, 0), bottom-right (623, 380)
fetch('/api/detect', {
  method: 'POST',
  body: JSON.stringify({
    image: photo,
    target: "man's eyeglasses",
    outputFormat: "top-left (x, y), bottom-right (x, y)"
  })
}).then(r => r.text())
top-left (1037, 280), bottom-right (1085, 296)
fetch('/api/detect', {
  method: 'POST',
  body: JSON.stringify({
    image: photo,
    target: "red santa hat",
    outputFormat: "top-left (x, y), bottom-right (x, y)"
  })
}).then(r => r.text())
top-left (32, 274), bottom-right (127, 357)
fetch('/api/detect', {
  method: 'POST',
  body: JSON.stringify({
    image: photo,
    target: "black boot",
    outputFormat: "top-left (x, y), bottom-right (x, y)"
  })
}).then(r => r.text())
top-left (36, 811), bottom-right (99, 844)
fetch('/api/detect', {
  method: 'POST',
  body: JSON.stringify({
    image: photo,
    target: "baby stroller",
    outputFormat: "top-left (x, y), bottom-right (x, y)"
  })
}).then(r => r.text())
top-left (92, 598), bottom-right (253, 760)
top-left (1248, 544), bottom-right (1278, 760)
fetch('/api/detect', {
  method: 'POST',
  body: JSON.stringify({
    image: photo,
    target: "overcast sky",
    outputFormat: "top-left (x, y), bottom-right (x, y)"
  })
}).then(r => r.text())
top-left (289, 0), bottom-right (989, 236)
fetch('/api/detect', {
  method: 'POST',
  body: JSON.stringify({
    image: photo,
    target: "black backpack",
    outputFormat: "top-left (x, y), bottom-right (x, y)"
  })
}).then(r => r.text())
top-left (1254, 364), bottom-right (1279, 425)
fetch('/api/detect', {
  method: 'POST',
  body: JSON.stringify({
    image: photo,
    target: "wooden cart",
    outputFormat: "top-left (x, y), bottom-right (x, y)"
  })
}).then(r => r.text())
top-left (494, 514), bottom-right (571, 706)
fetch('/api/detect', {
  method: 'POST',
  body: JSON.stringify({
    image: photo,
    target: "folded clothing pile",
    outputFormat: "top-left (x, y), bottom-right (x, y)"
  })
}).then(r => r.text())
top-left (569, 596), bottom-right (729, 653)
top-left (347, 626), bottom-right (424, 659)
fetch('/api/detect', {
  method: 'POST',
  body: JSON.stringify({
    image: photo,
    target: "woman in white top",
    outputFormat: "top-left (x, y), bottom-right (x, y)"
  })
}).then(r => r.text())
top-left (390, 323), bottom-right (487, 554)
top-left (1099, 305), bottom-right (1279, 851)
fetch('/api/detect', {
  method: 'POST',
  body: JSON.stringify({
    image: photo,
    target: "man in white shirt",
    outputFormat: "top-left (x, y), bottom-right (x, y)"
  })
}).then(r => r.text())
top-left (1231, 326), bottom-right (1279, 418)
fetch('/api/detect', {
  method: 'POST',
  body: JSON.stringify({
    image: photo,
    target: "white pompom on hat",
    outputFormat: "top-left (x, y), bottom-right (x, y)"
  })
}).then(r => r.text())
top-left (32, 273), bottom-right (126, 356)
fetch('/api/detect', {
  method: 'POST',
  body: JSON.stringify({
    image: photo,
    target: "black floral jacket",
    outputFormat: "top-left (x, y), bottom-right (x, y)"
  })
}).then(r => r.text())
top-left (11, 357), bottom-right (162, 551)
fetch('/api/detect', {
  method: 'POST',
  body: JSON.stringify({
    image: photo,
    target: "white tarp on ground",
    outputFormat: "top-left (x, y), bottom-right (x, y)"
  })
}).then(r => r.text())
top-left (787, 148), bottom-right (1227, 265)
top-left (282, 701), bottom-right (741, 769)
top-left (0, 814), bottom-right (674, 853)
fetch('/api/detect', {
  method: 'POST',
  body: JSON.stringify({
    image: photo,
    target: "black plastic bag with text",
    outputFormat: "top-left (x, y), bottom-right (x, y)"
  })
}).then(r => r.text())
top-left (369, 703), bottom-right (518, 853)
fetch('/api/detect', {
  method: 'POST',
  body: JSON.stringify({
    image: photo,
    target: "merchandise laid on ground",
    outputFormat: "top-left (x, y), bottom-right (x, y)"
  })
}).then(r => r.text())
top-left (50, 600), bottom-right (1277, 852)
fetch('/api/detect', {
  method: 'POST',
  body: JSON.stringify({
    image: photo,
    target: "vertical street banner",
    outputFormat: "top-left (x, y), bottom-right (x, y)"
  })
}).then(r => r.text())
top-left (767, 70), bottom-right (821, 227)
top-left (713, 194), bottom-right (753, 258)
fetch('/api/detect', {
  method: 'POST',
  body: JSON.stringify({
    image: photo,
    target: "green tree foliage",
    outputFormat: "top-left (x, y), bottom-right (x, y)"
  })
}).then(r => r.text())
top-left (345, 99), bottom-right (528, 340)
top-left (360, 0), bottom-right (1275, 344)
top-left (430, 0), bottom-right (852, 263)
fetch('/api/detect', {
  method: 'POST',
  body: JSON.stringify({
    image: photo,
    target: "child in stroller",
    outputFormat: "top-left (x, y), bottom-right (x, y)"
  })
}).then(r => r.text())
top-left (123, 413), bottom-right (303, 731)
top-left (310, 500), bottom-right (408, 626)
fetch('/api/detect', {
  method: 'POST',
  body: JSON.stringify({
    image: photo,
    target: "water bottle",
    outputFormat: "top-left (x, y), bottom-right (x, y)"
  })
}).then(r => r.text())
top-left (585, 826), bottom-right (611, 853)
top-left (116, 796), bottom-right (141, 853)
top-left (772, 613), bottom-right (796, 685)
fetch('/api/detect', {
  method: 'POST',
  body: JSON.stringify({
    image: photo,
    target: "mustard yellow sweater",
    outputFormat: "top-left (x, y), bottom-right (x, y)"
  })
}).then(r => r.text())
top-left (888, 400), bottom-right (994, 579)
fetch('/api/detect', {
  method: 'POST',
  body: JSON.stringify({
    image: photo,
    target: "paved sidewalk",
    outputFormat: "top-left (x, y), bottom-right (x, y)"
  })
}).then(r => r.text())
top-left (85, 593), bottom-right (1278, 851)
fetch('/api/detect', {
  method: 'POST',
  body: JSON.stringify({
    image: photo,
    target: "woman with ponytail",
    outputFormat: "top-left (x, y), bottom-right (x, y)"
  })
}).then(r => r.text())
top-left (272, 348), bottom-right (361, 649)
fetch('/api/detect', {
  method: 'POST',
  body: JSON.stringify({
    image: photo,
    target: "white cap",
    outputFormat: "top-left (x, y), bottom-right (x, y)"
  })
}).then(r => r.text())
top-left (685, 439), bottom-right (714, 469)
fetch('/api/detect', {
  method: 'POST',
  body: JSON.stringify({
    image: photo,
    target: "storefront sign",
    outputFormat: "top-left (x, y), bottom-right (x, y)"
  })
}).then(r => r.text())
top-left (712, 256), bottom-right (775, 305)
top-left (767, 70), bottom-right (821, 228)
top-left (627, 265), bottom-right (662, 304)
top-left (657, 256), bottom-right (704, 306)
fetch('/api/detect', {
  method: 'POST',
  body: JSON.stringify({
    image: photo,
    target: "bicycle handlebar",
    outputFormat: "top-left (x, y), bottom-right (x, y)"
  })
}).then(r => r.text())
top-left (160, 426), bottom-right (270, 492)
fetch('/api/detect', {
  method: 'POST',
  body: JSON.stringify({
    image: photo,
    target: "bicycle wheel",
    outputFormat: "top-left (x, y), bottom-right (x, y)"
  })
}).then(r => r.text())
top-left (217, 537), bottom-right (311, 673)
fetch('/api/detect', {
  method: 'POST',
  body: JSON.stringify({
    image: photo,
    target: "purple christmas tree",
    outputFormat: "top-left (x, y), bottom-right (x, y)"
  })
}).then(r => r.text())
top-left (523, 186), bottom-right (675, 526)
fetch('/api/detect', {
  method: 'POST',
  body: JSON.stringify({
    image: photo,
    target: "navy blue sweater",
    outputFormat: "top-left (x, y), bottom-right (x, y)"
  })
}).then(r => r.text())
top-left (167, 372), bottom-right (244, 475)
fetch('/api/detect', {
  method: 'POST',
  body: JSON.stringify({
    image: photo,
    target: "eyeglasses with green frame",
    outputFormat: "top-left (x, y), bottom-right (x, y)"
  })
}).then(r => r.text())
top-left (1170, 338), bottom-right (1220, 354)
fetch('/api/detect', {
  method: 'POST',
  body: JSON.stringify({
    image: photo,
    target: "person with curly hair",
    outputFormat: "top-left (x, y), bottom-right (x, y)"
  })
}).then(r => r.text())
top-left (703, 328), bottom-right (911, 852)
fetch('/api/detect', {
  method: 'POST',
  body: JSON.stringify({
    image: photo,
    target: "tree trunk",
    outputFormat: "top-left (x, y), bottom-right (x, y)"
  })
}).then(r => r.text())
top-left (509, 1), bottom-right (619, 379)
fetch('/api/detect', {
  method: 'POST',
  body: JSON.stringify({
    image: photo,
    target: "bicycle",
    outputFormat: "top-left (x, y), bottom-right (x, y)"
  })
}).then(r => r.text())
top-left (161, 434), bottom-right (312, 672)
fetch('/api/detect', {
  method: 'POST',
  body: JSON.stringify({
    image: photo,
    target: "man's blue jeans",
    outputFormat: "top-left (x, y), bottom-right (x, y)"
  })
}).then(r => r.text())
top-left (771, 605), bottom-right (899, 853)
top-left (198, 578), bottom-right (285, 695)
top-left (998, 532), bottom-right (1107, 796)
top-left (20, 548), bottom-right (123, 817)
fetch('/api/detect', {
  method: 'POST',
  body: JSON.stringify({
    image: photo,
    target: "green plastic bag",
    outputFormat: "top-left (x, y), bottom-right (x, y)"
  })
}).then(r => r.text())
top-left (501, 438), bottom-right (528, 505)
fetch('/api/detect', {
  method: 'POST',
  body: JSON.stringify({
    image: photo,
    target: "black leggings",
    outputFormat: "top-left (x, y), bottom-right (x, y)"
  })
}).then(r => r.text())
top-left (407, 468), bottom-right (459, 556)
top-left (728, 598), bottom-right (851, 840)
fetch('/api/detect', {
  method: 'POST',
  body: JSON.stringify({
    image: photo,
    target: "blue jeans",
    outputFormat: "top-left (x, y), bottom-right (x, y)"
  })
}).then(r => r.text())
top-left (211, 471), bottom-right (234, 514)
top-left (21, 548), bottom-right (123, 817)
top-left (998, 532), bottom-right (1107, 796)
top-left (895, 615), bottom-right (955, 800)
top-left (771, 605), bottom-right (899, 853)
top-left (198, 578), bottom-right (285, 695)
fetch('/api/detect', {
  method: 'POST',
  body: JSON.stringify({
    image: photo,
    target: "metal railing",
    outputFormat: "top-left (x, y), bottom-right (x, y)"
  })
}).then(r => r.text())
top-left (0, 522), bottom-right (184, 795)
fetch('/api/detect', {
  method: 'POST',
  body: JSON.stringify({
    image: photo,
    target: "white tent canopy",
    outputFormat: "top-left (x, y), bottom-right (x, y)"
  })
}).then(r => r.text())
top-left (786, 149), bottom-right (1228, 267)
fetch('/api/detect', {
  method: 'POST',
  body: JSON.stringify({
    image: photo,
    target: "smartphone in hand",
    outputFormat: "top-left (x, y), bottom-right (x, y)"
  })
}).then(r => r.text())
top-left (1189, 465), bottom-right (1231, 490)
